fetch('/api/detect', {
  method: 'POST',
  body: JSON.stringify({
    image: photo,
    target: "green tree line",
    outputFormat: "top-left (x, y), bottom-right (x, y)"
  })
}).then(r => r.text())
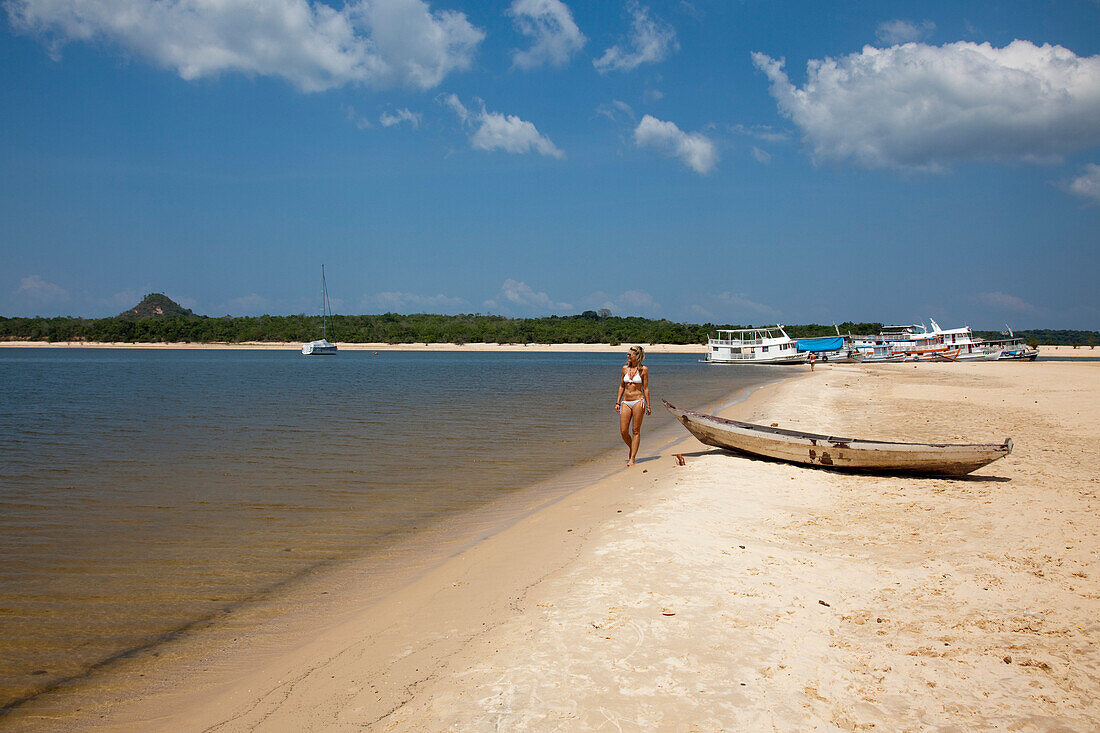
top-left (1, 313), bottom-right (1094, 346)
top-left (0, 313), bottom-right (889, 345)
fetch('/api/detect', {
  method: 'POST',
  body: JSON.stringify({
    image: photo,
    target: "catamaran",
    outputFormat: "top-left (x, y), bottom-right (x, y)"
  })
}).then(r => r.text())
top-left (704, 325), bottom-right (806, 364)
top-left (301, 265), bottom-right (338, 356)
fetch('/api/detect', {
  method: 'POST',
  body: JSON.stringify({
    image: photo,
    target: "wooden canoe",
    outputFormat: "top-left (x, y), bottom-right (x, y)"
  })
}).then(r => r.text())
top-left (664, 400), bottom-right (1012, 476)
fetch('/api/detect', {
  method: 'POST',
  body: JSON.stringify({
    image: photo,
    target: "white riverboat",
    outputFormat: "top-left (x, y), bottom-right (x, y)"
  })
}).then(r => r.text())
top-left (704, 325), bottom-right (806, 364)
top-left (851, 320), bottom-right (1002, 362)
top-left (929, 319), bottom-right (1003, 361)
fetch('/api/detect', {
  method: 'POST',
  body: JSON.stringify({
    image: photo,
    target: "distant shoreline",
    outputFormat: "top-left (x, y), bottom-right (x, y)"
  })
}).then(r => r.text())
top-left (1, 341), bottom-right (1097, 358)
top-left (0, 340), bottom-right (707, 353)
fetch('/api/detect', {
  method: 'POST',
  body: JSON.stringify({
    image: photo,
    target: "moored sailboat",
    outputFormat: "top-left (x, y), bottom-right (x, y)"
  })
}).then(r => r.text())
top-left (302, 265), bottom-right (338, 356)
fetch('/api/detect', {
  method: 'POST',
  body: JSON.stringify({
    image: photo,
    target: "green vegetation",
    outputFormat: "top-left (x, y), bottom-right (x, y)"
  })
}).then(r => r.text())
top-left (118, 293), bottom-right (196, 319)
top-left (972, 329), bottom-right (1100, 348)
top-left (2, 294), bottom-right (1094, 346)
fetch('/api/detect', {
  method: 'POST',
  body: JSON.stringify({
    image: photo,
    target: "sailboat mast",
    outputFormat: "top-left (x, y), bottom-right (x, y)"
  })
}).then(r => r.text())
top-left (321, 264), bottom-right (328, 340)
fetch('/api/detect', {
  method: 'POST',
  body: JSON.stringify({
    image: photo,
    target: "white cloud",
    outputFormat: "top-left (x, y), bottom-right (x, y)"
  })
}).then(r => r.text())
top-left (728, 123), bottom-right (789, 143)
top-left (444, 95), bottom-right (564, 158)
top-left (484, 279), bottom-right (572, 315)
top-left (643, 88), bottom-right (663, 102)
top-left (6, 0), bottom-right (484, 92)
top-left (508, 0), bottom-right (585, 70)
top-left (973, 291), bottom-right (1037, 312)
top-left (343, 103), bottom-right (372, 129)
top-left (13, 275), bottom-right (69, 304)
top-left (580, 289), bottom-right (660, 316)
top-left (633, 114), bottom-right (717, 173)
top-left (379, 107), bottom-right (421, 128)
top-left (750, 146), bottom-right (771, 163)
top-left (472, 111), bottom-right (565, 158)
top-left (876, 19), bottom-right (935, 45)
top-left (711, 292), bottom-right (779, 317)
top-left (439, 92), bottom-right (469, 122)
top-left (1065, 163), bottom-right (1100, 203)
top-left (224, 293), bottom-right (272, 315)
top-left (753, 40), bottom-right (1100, 171)
top-left (689, 304), bottom-right (715, 321)
top-left (594, 1), bottom-right (677, 74)
top-left (595, 99), bottom-right (634, 122)
top-left (361, 291), bottom-right (468, 313)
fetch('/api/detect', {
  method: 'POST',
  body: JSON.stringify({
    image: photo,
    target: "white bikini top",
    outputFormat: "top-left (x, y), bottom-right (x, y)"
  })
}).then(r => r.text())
top-left (623, 369), bottom-right (642, 384)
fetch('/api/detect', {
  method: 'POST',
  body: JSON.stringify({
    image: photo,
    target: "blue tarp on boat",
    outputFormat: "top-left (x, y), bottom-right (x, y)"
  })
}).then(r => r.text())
top-left (796, 336), bottom-right (844, 353)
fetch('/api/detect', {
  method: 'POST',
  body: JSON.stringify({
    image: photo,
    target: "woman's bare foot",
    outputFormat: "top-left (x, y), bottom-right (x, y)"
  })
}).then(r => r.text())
top-left (626, 458), bottom-right (635, 467)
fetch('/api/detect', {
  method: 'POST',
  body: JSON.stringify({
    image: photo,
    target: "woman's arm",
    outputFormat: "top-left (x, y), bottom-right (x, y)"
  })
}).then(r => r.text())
top-left (615, 367), bottom-right (625, 411)
top-left (641, 366), bottom-right (652, 413)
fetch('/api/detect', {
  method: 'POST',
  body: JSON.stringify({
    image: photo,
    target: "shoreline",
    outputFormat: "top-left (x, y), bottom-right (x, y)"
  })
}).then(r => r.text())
top-left (1, 341), bottom-right (1097, 358)
top-left (4, 368), bottom-right (788, 728)
top-left (10, 360), bottom-right (1100, 730)
top-left (0, 340), bottom-right (707, 353)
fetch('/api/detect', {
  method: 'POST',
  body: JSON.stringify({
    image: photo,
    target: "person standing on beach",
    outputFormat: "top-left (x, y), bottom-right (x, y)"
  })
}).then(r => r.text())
top-left (809, 351), bottom-right (817, 371)
top-left (615, 345), bottom-right (652, 467)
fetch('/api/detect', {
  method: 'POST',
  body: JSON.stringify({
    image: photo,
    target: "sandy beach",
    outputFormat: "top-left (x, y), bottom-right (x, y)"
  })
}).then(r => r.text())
top-left (11, 358), bottom-right (1099, 731)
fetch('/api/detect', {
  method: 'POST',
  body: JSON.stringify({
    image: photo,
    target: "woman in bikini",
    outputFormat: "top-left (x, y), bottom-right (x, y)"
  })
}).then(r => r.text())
top-left (615, 345), bottom-right (652, 467)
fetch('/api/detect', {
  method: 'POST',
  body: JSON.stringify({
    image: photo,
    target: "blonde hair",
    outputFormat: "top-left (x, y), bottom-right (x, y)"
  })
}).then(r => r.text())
top-left (629, 345), bottom-right (645, 361)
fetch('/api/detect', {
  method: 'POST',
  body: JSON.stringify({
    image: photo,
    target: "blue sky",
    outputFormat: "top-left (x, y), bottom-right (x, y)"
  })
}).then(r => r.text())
top-left (2, 0), bottom-right (1098, 329)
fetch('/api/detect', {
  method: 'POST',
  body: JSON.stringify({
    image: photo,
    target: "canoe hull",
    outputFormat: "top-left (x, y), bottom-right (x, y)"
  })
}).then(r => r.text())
top-left (664, 401), bottom-right (1011, 476)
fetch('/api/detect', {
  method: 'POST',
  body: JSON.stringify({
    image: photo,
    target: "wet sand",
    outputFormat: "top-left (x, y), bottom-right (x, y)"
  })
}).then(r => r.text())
top-left (13, 359), bottom-right (1100, 730)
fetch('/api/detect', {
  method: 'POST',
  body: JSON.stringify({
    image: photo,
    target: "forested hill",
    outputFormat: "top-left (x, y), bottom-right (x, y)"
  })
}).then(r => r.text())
top-left (118, 293), bottom-right (195, 319)
top-left (0, 311), bottom-right (1095, 346)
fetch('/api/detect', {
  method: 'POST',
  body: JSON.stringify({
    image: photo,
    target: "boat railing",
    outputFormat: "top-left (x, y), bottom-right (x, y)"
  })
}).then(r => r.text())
top-left (709, 337), bottom-right (768, 346)
top-left (709, 351), bottom-right (765, 360)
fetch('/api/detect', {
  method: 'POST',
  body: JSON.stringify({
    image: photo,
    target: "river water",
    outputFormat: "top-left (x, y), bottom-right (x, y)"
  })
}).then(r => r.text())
top-left (0, 348), bottom-right (783, 713)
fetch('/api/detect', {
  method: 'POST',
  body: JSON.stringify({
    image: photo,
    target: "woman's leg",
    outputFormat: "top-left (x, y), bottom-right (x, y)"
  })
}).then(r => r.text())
top-left (627, 401), bottom-right (645, 466)
top-left (619, 403), bottom-right (633, 455)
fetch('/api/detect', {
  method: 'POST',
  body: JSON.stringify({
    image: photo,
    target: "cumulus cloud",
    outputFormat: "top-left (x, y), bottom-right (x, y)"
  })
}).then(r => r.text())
top-left (508, 0), bottom-right (585, 69)
top-left (440, 92), bottom-right (470, 122)
top-left (728, 123), bottom-right (789, 143)
top-left (472, 111), bottom-right (565, 157)
top-left (633, 114), bottom-right (717, 173)
top-left (6, 0), bottom-right (484, 92)
top-left (580, 289), bottom-right (660, 316)
top-left (876, 19), bottom-right (935, 45)
top-left (753, 40), bottom-right (1100, 171)
top-left (595, 99), bottom-right (634, 122)
top-left (750, 146), bottom-right (771, 163)
top-left (689, 304), bottom-right (715, 321)
top-left (711, 292), bottom-right (779, 317)
top-left (1065, 163), bottom-right (1100, 203)
top-left (13, 275), bottom-right (69, 305)
top-left (972, 291), bottom-right (1037, 312)
top-left (379, 107), bottom-right (421, 128)
top-left (483, 279), bottom-right (572, 316)
top-left (361, 291), bottom-right (468, 313)
top-left (224, 293), bottom-right (273, 315)
top-left (442, 94), bottom-right (564, 158)
top-left (594, 1), bottom-right (677, 73)
top-left (343, 103), bottom-right (372, 129)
